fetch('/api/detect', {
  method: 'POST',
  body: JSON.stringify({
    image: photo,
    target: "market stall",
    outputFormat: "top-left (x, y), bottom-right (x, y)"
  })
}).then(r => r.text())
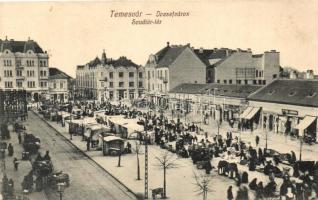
top-left (102, 136), bottom-right (124, 156)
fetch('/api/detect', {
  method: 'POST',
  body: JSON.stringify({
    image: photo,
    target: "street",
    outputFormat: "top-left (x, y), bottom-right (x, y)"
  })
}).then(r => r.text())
top-left (26, 111), bottom-right (137, 200)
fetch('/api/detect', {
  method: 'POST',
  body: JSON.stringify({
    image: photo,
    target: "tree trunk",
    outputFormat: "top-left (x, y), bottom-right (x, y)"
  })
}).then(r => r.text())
top-left (137, 153), bottom-right (140, 180)
top-left (163, 167), bottom-right (166, 198)
top-left (117, 152), bottom-right (121, 167)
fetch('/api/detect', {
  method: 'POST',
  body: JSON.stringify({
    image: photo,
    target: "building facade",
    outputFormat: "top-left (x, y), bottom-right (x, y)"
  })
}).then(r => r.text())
top-left (48, 68), bottom-right (73, 103)
top-left (196, 48), bottom-right (280, 85)
top-left (246, 79), bottom-right (318, 141)
top-left (168, 83), bottom-right (261, 123)
top-left (145, 42), bottom-right (206, 96)
top-left (76, 51), bottom-right (144, 102)
top-left (0, 37), bottom-right (49, 101)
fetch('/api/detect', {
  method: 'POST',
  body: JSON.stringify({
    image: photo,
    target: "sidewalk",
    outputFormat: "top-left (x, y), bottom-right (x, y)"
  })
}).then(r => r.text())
top-left (165, 110), bottom-right (318, 161)
top-left (0, 124), bottom-right (48, 200)
top-left (33, 110), bottom-right (293, 200)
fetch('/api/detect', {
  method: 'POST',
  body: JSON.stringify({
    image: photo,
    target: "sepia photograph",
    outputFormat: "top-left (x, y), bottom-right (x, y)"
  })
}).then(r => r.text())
top-left (0, 0), bottom-right (318, 199)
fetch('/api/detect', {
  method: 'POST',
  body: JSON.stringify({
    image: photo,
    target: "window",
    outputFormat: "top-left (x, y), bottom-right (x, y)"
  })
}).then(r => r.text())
top-left (244, 80), bottom-right (248, 85)
top-left (129, 82), bottom-right (134, 87)
top-left (258, 80), bottom-right (262, 85)
top-left (255, 70), bottom-right (258, 77)
top-left (147, 71), bottom-right (150, 79)
top-left (129, 72), bottom-right (134, 78)
top-left (3, 60), bottom-right (12, 67)
top-left (223, 80), bottom-right (227, 84)
top-left (109, 82), bottom-right (113, 88)
top-left (217, 80), bottom-right (220, 83)
top-left (152, 71), bottom-right (154, 78)
top-left (253, 80), bottom-right (257, 85)
top-left (273, 74), bottom-right (277, 79)
top-left (139, 81), bottom-right (143, 87)
top-left (4, 70), bottom-right (12, 77)
top-left (236, 80), bottom-right (242, 84)
top-left (16, 70), bottom-right (22, 77)
top-left (4, 81), bottom-right (13, 88)
top-left (109, 72), bottom-right (113, 79)
top-left (119, 82), bottom-right (124, 87)
top-left (16, 60), bottom-right (21, 67)
top-left (27, 81), bottom-right (35, 88)
top-left (53, 83), bottom-right (56, 89)
top-left (229, 80), bottom-right (232, 84)
top-left (119, 72), bottom-right (124, 78)
top-left (60, 83), bottom-right (64, 89)
top-left (139, 72), bottom-right (143, 78)
top-left (263, 80), bottom-right (266, 85)
top-left (16, 81), bottom-right (23, 88)
top-left (152, 84), bottom-right (154, 90)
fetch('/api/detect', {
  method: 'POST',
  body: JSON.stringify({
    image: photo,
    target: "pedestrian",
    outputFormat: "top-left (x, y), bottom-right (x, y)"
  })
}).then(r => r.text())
top-left (13, 157), bottom-right (19, 171)
top-left (18, 132), bottom-right (22, 144)
top-left (255, 135), bottom-right (260, 146)
top-left (86, 139), bottom-right (90, 151)
top-left (43, 150), bottom-right (51, 161)
top-left (8, 178), bottom-right (14, 196)
top-left (227, 186), bottom-right (234, 200)
top-left (8, 143), bottom-right (14, 157)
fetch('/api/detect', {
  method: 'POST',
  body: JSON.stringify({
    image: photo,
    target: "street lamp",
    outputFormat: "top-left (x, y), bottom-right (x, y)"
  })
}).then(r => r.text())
top-left (299, 136), bottom-right (303, 161)
top-left (57, 182), bottom-right (66, 200)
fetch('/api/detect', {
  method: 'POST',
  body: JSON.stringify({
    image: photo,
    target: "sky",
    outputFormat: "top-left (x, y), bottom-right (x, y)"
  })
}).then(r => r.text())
top-left (0, 0), bottom-right (318, 77)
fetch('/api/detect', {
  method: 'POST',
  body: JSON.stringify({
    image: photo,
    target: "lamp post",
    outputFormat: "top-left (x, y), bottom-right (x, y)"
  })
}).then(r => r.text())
top-left (57, 182), bottom-right (66, 200)
top-left (299, 136), bottom-right (303, 161)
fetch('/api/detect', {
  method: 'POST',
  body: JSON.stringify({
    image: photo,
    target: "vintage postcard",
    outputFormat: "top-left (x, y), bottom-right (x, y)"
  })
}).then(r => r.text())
top-left (0, 1), bottom-right (317, 200)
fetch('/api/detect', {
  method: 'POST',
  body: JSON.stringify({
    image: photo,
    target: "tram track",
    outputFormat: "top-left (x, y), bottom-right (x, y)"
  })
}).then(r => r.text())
top-left (27, 111), bottom-right (137, 200)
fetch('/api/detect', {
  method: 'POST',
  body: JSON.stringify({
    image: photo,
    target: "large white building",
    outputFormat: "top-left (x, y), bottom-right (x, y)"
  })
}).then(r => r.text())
top-left (0, 37), bottom-right (49, 101)
top-left (76, 50), bottom-right (144, 102)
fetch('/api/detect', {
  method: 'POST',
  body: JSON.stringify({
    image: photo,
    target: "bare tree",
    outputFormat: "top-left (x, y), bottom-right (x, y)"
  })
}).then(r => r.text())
top-left (133, 141), bottom-right (142, 180)
top-left (154, 152), bottom-right (179, 198)
top-left (193, 172), bottom-right (213, 200)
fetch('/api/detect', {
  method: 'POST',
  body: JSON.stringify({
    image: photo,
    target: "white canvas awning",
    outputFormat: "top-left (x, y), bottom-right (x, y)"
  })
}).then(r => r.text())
top-left (294, 116), bottom-right (317, 131)
top-left (245, 107), bottom-right (261, 120)
top-left (239, 107), bottom-right (253, 119)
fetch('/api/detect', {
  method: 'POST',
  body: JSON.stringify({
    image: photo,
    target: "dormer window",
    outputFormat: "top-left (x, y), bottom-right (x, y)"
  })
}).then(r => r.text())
top-left (307, 91), bottom-right (317, 98)
top-left (288, 91), bottom-right (296, 96)
top-left (268, 90), bottom-right (276, 95)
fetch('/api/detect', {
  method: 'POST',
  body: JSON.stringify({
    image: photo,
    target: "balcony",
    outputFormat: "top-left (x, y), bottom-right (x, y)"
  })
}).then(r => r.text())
top-left (39, 76), bottom-right (49, 80)
top-left (16, 76), bottom-right (25, 80)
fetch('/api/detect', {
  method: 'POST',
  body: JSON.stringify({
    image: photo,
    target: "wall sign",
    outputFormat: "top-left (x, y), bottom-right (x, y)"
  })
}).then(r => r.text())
top-left (282, 109), bottom-right (298, 116)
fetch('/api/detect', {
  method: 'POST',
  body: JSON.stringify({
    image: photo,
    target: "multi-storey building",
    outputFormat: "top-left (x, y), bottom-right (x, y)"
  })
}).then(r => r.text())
top-left (197, 48), bottom-right (280, 85)
top-left (48, 68), bottom-right (73, 103)
top-left (145, 42), bottom-right (206, 95)
top-left (0, 37), bottom-right (49, 101)
top-left (76, 50), bottom-right (144, 101)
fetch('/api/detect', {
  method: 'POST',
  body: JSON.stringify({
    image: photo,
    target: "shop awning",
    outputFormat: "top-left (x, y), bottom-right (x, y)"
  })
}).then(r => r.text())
top-left (294, 116), bottom-right (317, 131)
top-left (239, 107), bottom-right (253, 119)
top-left (245, 107), bottom-right (261, 120)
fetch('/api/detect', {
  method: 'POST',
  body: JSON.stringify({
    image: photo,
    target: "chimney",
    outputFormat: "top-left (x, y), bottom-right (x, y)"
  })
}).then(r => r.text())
top-left (186, 43), bottom-right (190, 47)
top-left (167, 41), bottom-right (170, 47)
top-left (247, 48), bottom-right (251, 52)
top-left (270, 50), bottom-right (276, 53)
top-left (5, 36), bottom-right (8, 41)
top-left (306, 69), bottom-right (314, 79)
top-left (199, 47), bottom-right (204, 53)
top-left (28, 37), bottom-right (31, 41)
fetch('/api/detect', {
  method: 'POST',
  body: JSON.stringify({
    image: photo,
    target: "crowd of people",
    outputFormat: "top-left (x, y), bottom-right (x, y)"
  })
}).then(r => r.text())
top-left (43, 99), bottom-right (318, 200)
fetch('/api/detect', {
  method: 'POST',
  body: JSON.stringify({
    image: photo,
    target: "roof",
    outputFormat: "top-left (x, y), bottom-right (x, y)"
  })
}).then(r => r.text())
top-left (103, 136), bottom-right (124, 142)
top-left (170, 83), bottom-right (262, 98)
top-left (156, 45), bottom-right (188, 68)
top-left (248, 79), bottom-right (318, 107)
top-left (169, 83), bottom-right (207, 94)
top-left (87, 54), bottom-right (139, 68)
top-left (194, 48), bottom-right (236, 67)
top-left (0, 38), bottom-right (44, 53)
top-left (49, 68), bottom-right (73, 80)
